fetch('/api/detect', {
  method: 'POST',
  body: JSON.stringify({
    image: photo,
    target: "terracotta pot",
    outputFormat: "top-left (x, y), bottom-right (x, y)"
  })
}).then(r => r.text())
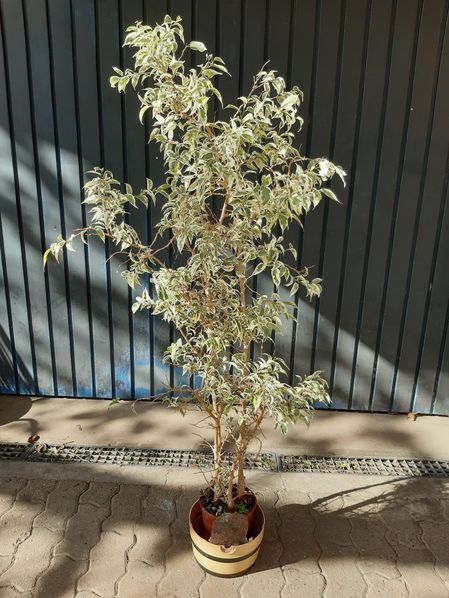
top-left (239, 493), bottom-right (257, 529)
top-left (199, 500), bottom-right (219, 539)
top-left (199, 493), bottom-right (257, 539)
top-left (189, 499), bottom-right (265, 577)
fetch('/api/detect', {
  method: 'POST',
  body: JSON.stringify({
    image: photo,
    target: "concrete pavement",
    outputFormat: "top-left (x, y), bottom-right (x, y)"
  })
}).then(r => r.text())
top-left (1, 395), bottom-right (449, 460)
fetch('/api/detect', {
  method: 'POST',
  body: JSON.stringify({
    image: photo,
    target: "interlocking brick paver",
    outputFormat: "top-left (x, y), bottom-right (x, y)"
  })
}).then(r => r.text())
top-left (392, 559), bottom-right (448, 598)
top-left (281, 570), bottom-right (325, 598)
top-left (0, 469), bottom-right (447, 597)
top-left (382, 496), bottom-right (448, 597)
top-left (239, 553), bottom-right (286, 596)
top-left (0, 555), bottom-right (13, 577)
top-left (157, 489), bottom-right (205, 598)
top-left (407, 491), bottom-right (449, 590)
top-left (79, 482), bottom-right (118, 507)
top-left (0, 479), bottom-right (56, 557)
top-left (351, 517), bottom-right (405, 582)
top-left (77, 484), bottom-right (146, 597)
top-left (15, 478), bottom-right (57, 504)
top-left (0, 586), bottom-right (33, 598)
top-left (420, 520), bottom-right (449, 588)
top-left (0, 478), bottom-right (27, 518)
top-left (311, 494), bottom-right (367, 598)
top-left (34, 480), bottom-right (87, 532)
top-left (0, 526), bottom-right (60, 593)
top-left (76, 529), bottom-right (132, 597)
top-left (118, 485), bottom-right (177, 593)
top-left (364, 573), bottom-right (408, 598)
top-left (240, 491), bottom-right (286, 598)
top-left (116, 560), bottom-right (158, 598)
top-left (103, 483), bottom-right (146, 533)
top-left (276, 489), bottom-right (325, 597)
top-left (35, 555), bottom-right (88, 598)
top-left (54, 502), bottom-right (108, 562)
top-left (54, 483), bottom-right (118, 563)
top-left (199, 573), bottom-right (242, 597)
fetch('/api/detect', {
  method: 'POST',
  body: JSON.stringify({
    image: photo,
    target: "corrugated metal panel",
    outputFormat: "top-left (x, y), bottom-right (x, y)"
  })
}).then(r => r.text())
top-left (0, 0), bottom-right (448, 414)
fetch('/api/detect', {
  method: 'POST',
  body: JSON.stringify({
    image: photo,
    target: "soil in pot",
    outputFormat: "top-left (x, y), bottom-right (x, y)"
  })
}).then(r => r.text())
top-left (199, 486), bottom-right (257, 539)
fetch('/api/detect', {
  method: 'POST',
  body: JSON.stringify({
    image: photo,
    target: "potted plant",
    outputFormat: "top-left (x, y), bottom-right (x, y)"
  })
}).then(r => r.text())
top-left (45, 15), bottom-right (345, 576)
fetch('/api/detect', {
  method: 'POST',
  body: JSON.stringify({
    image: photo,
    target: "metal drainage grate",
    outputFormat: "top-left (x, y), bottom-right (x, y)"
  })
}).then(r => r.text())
top-left (279, 455), bottom-right (449, 477)
top-left (0, 442), bottom-right (277, 471)
top-left (0, 442), bottom-right (31, 460)
top-left (0, 442), bottom-right (447, 477)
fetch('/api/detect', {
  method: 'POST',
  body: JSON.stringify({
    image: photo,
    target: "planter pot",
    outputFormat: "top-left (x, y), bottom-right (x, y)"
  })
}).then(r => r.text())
top-left (239, 493), bottom-right (257, 529)
top-left (199, 500), bottom-right (219, 539)
top-left (189, 499), bottom-right (265, 577)
top-left (199, 492), bottom-right (258, 539)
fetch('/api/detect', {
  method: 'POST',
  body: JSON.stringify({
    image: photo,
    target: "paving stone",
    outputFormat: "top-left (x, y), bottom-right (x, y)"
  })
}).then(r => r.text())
top-left (392, 559), bottom-right (448, 598)
top-left (364, 573), bottom-right (408, 598)
top-left (275, 489), bottom-right (325, 596)
top-left (199, 573), bottom-right (242, 597)
top-left (420, 520), bottom-right (449, 586)
top-left (34, 480), bottom-right (87, 532)
top-left (317, 558), bottom-right (367, 598)
top-left (0, 587), bottom-right (33, 598)
top-left (54, 482), bottom-right (118, 563)
top-left (0, 526), bottom-right (60, 593)
top-left (117, 560), bottom-right (162, 598)
top-left (123, 485), bottom-right (177, 590)
top-left (239, 546), bottom-right (285, 597)
top-left (0, 555), bottom-right (13, 577)
top-left (156, 548), bottom-right (202, 597)
top-left (157, 491), bottom-right (204, 598)
top-left (102, 483), bottom-right (146, 534)
top-left (76, 530), bottom-right (132, 597)
top-left (130, 523), bottom-right (170, 567)
top-left (35, 555), bottom-right (87, 598)
top-left (79, 482), bottom-right (118, 507)
top-left (350, 514), bottom-right (401, 580)
top-left (311, 495), bottom-right (367, 598)
top-left (0, 479), bottom-right (56, 557)
top-left (240, 490), bottom-right (286, 598)
top-left (0, 472), bottom-right (448, 597)
top-left (18, 478), bottom-right (57, 504)
top-left (408, 496), bottom-right (446, 524)
top-left (54, 502), bottom-right (107, 562)
top-left (0, 478), bottom-right (27, 518)
top-left (381, 498), bottom-right (448, 597)
top-left (281, 570), bottom-right (325, 598)
top-left (76, 485), bottom-right (146, 597)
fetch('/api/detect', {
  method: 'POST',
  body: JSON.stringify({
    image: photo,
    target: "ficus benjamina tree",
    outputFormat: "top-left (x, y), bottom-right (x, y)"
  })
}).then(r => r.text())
top-left (45, 15), bottom-right (345, 509)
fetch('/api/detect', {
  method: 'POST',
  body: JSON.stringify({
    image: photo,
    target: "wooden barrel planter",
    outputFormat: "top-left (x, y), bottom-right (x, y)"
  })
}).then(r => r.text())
top-left (189, 500), bottom-right (265, 577)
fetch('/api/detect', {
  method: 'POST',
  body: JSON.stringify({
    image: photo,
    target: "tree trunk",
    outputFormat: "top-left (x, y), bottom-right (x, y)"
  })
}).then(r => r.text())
top-left (213, 417), bottom-right (221, 500)
top-left (226, 460), bottom-right (236, 510)
top-left (237, 451), bottom-right (245, 496)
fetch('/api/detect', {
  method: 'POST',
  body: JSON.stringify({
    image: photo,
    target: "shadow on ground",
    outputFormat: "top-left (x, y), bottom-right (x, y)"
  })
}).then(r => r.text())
top-left (0, 395), bottom-right (35, 434)
top-left (0, 468), bottom-right (448, 596)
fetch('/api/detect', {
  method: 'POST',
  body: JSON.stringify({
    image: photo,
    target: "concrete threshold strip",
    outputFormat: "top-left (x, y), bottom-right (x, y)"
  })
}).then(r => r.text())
top-left (0, 441), bottom-right (448, 477)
